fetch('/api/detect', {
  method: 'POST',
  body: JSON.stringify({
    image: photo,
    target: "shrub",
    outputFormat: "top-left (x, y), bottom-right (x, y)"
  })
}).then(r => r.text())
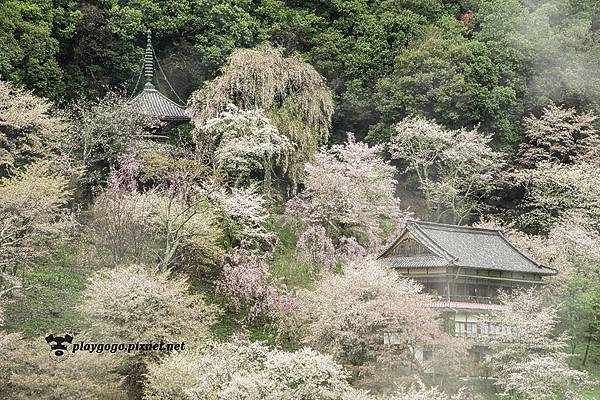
top-left (79, 264), bottom-right (219, 346)
top-left (144, 340), bottom-right (371, 400)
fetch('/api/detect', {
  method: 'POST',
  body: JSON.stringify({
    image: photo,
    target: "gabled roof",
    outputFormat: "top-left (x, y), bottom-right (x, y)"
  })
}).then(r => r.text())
top-left (130, 84), bottom-right (189, 122)
top-left (380, 220), bottom-right (557, 275)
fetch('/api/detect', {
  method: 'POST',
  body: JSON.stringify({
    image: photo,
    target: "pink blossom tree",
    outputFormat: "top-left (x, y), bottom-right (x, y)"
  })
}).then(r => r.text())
top-left (286, 133), bottom-right (402, 255)
top-left (296, 225), bottom-right (336, 269)
top-left (218, 243), bottom-right (294, 325)
top-left (291, 257), bottom-right (466, 371)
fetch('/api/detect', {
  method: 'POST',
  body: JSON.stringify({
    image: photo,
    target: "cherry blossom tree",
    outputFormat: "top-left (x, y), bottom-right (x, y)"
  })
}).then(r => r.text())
top-left (0, 306), bottom-right (23, 394)
top-left (188, 44), bottom-right (333, 191)
top-left (478, 288), bottom-right (596, 399)
top-left (515, 161), bottom-right (600, 233)
top-left (80, 264), bottom-right (219, 345)
top-left (1, 335), bottom-right (126, 400)
top-left (518, 103), bottom-right (598, 167)
top-left (291, 257), bottom-right (459, 370)
top-left (218, 243), bottom-right (294, 325)
top-left (389, 116), bottom-right (504, 224)
top-left (508, 105), bottom-right (600, 234)
top-left (389, 378), bottom-right (471, 400)
top-left (296, 225), bottom-right (337, 269)
top-left (286, 133), bottom-right (402, 252)
top-left (389, 116), bottom-right (452, 183)
top-left (477, 216), bottom-right (600, 368)
top-left (500, 354), bottom-right (595, 400)
top-left (0, 81), bottom-right (69, 175)
top-left (0, 161), bottom-right (74, 274)
top-left (144, 340), bottom-right (371, 400)
top-left (90, 163), bottom-right (223, 270)
top-left (90, 183), bottom-right (161, 265)
top-left (69, 91), bottom-right (160, 191)
top-left (197, 105), bottom-right (292, 194)
top-left (204, 183), bottom-right (275, 249)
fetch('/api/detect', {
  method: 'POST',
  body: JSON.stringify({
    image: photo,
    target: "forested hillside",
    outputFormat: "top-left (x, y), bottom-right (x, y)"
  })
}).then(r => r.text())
top-left (1, 0), bottom-right (600, 399)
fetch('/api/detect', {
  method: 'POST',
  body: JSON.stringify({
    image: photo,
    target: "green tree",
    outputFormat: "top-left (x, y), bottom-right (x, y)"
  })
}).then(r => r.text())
top-left (373, 17), bottom-right (522, 149)
top-left (242, 0), bottom-right (451, 141)
top-left (0, 0), bottom-right (79, 99)
top-left (475, 0), bottom-right (600, 118)
top-left (60, 0), bottom-right (267, 100)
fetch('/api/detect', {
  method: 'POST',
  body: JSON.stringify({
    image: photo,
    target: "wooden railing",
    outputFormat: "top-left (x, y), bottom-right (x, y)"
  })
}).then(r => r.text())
top-left (434, 294), bottom-right (503, 305)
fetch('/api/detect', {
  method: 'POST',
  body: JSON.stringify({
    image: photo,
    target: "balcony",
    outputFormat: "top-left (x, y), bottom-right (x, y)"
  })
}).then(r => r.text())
top-left (434, 294), bottom-right (503, 305)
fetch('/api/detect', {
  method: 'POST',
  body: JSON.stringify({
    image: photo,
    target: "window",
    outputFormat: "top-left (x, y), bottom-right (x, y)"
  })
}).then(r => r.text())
top-left (455, 322), bottom-right (477, 337)
top-left (423, 350), bottom-right (433, 362)
top-left (383, 332), bottom-right (402, 345)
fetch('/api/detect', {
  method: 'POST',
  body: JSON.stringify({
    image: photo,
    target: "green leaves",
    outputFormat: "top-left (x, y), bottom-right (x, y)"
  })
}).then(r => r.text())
top-left (374, 22), bottom-right (521, 148)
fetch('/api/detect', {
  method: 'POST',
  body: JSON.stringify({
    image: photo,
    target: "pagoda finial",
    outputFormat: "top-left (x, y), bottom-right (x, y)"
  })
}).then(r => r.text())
top-left (144, 29), bottom-right (155, 89)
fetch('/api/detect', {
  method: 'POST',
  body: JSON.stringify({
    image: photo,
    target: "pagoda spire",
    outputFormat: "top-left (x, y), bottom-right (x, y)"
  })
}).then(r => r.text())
top-left (144, 29), bottom-right (155, 89)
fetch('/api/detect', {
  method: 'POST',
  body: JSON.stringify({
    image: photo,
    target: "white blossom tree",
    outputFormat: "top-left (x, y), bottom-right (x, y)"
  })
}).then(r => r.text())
top-left (79, 264), bottom-right (219, 345)
top-left (518, 103), bottom-right (598, 167)
top-left (198, 105), bottom-right (293, 194)
top-left (291, 257), bottom-right (465, 371)
top-left (204, 183), bottom-right (275, 249)
top-left (478, 288), bottom-right (596, 399)
top-left (144, 340), bottom-right (371, 400)
top-left (515, 161), bottom-right (600, 233)
top-left (389, 378), bottom-right (471, 400)
top-left (0, 161), bottom-right (74, 274)
top-left (188, 43), bottom-right (333, 191)
top-left (0, 81), bottom-right (69, 175)
top-left (390, 116), bottom-right (504, 224)
top-left (501, 354), bottom-right (594, 400)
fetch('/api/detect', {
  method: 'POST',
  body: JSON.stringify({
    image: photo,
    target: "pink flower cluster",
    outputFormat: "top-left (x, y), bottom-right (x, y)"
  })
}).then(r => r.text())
top-left (107, 153), bottom-right (142, 192)
top-left (296, 226), bottom-right (336, 269)
top-left (219, 242), bottom-right (294, 321)
top-left (296, 226), bottom-right (368, 269)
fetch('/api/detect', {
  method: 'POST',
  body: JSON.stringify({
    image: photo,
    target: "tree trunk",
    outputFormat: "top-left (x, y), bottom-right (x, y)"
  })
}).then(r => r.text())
top-left (582, 328), bottom-right (591, 367)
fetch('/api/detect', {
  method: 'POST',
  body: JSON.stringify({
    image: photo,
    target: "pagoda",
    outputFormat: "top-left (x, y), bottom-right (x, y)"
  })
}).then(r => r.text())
top-left (129, 30), bottom-right (190, 124)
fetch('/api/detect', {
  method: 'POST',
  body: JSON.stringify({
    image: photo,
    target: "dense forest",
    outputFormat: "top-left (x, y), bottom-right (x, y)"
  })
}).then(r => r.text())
top-left (1, 0), bottom-right (600, 399)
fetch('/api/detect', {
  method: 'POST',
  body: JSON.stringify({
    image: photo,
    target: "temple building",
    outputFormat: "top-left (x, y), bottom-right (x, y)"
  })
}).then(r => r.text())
top-left (378, 220), bottom-right (556, 339)
top-left (129, 30), bottom-right (190, 126)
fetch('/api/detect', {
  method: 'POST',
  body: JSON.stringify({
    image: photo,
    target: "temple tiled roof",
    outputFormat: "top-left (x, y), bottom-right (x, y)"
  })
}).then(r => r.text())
top-left (380, 220), bottom-right (557, 275)
top-left (130, 84), bottom-right (189, 121)
top-left (384, 255), bottom-right (449, 268)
